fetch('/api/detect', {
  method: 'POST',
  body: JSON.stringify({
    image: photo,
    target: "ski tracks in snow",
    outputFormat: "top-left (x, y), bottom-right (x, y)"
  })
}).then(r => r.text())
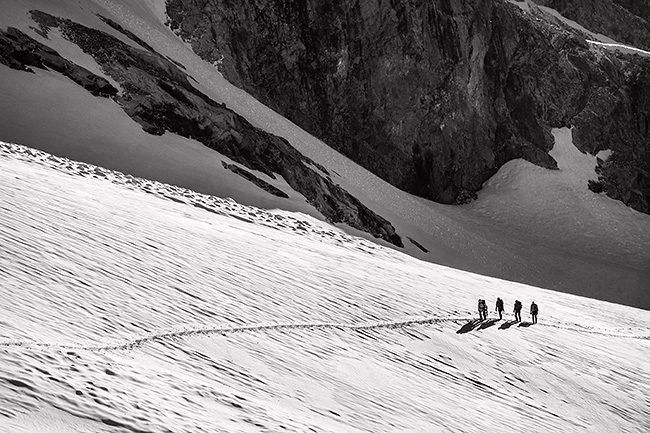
top-left (1, 315), bottom-right (648, 353)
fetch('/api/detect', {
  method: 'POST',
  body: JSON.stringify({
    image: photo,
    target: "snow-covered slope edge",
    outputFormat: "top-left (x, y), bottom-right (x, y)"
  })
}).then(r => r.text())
top-left (1, 141), bottom-right (649, 433)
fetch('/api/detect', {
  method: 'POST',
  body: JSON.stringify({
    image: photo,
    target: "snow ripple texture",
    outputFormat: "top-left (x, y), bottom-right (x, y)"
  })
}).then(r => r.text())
top-left (1, 141), bottom-right (650, 433)
top-left (2, 316), bottom-right (648, 354)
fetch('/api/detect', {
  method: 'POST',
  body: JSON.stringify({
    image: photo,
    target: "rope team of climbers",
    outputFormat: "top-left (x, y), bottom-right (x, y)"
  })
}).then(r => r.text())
top-left (479, 298), bottom-right (538, 323)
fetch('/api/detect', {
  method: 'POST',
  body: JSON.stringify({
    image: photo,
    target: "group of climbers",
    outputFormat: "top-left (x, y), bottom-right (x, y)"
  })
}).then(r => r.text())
top-left (478, 297), bottom-right (538, 323)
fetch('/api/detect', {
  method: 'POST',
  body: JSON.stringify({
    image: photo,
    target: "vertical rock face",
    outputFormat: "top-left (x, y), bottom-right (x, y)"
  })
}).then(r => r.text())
top-left (167, 0), bottom-right (551, 204)
top-left (167, 0), bottom-right (650, 213)
top-left (612, 0), bottom-right (650, 25)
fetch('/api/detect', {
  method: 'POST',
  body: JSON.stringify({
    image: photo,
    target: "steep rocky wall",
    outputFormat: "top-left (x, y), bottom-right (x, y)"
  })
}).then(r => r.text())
top-left (612, 0), bottom-right (650, 26)
top-left (167, 0), bottom-right (650, 214)
top-left (167, 0), bottom-right (557, 204)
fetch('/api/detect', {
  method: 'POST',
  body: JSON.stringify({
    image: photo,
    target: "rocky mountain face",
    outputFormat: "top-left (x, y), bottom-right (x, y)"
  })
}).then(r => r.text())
top-left (0, 11), bottom-right (402, 247)
top-left (167, 0), bottom-right (650, 214)
top-left (528, 0), bottom-right (650, 212)
top-left (613, 0), bottom-right (650, 26)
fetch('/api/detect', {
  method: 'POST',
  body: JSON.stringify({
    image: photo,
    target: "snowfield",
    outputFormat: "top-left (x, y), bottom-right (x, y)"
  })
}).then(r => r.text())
top-left (1, 142), bottom-right (649, 433)
top-left (1, 1), bottom-right (650, 429)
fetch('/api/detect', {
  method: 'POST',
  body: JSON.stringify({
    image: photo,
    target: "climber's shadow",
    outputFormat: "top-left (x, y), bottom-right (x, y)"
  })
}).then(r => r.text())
top-left (499, 320), bottom-right (517, 330)
top-left (478, 318), bottom-right (499, 330)
top-left (456, 319), bottom-right (482, 334)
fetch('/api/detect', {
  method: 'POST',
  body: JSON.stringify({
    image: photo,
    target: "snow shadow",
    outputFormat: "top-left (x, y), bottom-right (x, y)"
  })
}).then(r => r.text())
top-left (518, 322), bottom-right (534, 327)
top-left (498, 320), bottom-right (517, 330)
top-left (478, 318), bottom-right (500, 330)
top-left (456, 319), bottom-right (483, 334)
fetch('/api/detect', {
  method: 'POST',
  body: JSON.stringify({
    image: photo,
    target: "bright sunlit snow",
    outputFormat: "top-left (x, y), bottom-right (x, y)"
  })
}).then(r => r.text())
top-left (1, 142), bottom-right (649, 433)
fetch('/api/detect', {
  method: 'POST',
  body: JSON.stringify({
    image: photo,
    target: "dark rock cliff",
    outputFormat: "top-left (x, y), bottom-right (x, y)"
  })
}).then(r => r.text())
top-left (612, 0), bottom-right (650, 26)
top-left (0, 11), bottom-right (403, 247)
top-left (167, 0), bottom-right (650, 213)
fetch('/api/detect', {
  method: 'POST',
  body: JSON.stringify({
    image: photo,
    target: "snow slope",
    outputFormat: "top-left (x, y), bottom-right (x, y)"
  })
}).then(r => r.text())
top-left (1, 0), bottom-right (649, 309)
top-left (1, 142), bottom-right (649, 433)
top-left (469, 129), bottom-right (650, 305)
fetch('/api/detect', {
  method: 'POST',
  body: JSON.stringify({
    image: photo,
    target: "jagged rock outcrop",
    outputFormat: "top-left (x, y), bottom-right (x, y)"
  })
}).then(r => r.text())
top-left (0, 26), bottom-right (117, 97)
top-left (0, 11), bottom-right (403, 247)
top-left (221, 161), bottom-right (290, 198)
top-left (166, 0), bottom-right (650, 213)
